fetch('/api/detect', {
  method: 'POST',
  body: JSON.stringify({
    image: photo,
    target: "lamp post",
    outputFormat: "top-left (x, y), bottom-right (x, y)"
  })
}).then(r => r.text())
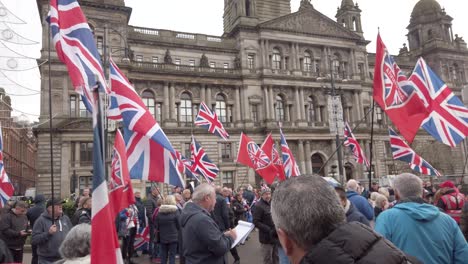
top-left (327, 55), bottom-right (345, 184)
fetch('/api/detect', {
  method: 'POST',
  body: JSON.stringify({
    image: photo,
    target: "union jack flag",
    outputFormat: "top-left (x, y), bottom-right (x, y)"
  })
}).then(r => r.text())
top-left (0, 125), bottom-right (13, 208)
top-left (409, 58), bottom-right (468, 147)
top-left (190, 136), bottom-right (219, 183)
top-left (108, 58), bottom-right (174, 153)
top-left (124, 127), bottom-right (185, 188)
top-left (389, 128), bottom-right (441, 176)
top-left (195, 101), bottom-right (229, 140)
top-left (47, 0), bottom-right (108, 113)
top-left (373, 34), bottom-right (429, 143)
top-left (134, 208), bottom-right (150, 251)
top-left (173, 150), bottom-right (199, 182)
top-left (280, 129), bottom-right (300, 177)
top-left (343, 122), bottom-right (370, 168)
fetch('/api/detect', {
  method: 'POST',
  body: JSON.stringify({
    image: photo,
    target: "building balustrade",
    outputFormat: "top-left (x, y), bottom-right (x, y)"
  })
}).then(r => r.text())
top-left (131, 61), bottom-right (241, 76)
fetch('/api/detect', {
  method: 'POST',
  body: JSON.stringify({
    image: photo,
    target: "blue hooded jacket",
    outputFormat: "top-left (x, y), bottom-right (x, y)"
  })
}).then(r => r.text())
top-left (346, 191), bottom-right (374, 220)
top-left (375, 201), bottom-right (468, 264)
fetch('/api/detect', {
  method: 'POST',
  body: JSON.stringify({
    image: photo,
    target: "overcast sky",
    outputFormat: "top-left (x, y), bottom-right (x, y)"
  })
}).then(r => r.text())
top-left (5, 0), bottom-right (468, 121)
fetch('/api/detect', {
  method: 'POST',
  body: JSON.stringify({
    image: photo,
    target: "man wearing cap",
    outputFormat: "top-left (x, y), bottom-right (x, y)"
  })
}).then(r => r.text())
top-left (31, 198), bottom-right (72, 264)
top-left (253, 187), bottom-right (279, 264)
top-left (436, 180), bottom-right (465, 224)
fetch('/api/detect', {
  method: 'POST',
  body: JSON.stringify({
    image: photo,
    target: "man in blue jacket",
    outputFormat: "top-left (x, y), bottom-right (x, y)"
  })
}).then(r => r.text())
top-left (346, 180), bottom-right (374, 221)
top-left (376, 173), bottom-right (468, 264)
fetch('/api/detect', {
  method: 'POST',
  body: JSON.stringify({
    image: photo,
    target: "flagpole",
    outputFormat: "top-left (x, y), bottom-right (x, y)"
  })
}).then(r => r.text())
top-left (368, 100), bottom-right (375, 193)
top-left (47, 11), bottom-right (55, 222)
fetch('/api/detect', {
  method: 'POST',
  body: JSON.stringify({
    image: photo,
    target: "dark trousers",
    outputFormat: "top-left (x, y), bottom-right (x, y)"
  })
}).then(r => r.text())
top-left (230, 246), bottom-right (240, 261)
top-left (31, 244), bottom-right (38, 264)
top-left (9, 248), bottom-right (23, 263)
top-left (122, 227), bottom-right (137, 261)
top-left (160, 242), bottom-right (177, 264)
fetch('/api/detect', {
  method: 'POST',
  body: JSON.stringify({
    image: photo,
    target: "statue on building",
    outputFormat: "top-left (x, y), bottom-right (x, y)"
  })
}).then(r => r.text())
top-left (399, 43), bottom-right (409, 56)
top-left (234, 55), bottom-right (241, 69)
top-left (200, 53), bottom-right (209, 68)
top-left (164, 49), bottom-right (173, 64)
top-left (299, 0), bottom-right (313, 10)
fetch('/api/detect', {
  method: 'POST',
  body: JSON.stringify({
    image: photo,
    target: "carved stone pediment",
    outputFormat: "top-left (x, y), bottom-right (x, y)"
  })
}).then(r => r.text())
top-left (259, 8), bottom-right (361, 40)
top-left (58, 119), bottom-right (92, 130)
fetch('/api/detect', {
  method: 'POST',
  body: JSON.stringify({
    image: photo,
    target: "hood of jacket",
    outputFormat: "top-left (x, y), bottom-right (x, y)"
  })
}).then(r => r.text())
top-left (393, 202), bottom-right (440, 221)
top-left (34, 194), bottom-right (46, 204)
top-left (159, 204), bottom-right (178, 214)
top-left (180, 202), bottom-right (207, 227)
top-left (345, 191), bottom-right (359, 199)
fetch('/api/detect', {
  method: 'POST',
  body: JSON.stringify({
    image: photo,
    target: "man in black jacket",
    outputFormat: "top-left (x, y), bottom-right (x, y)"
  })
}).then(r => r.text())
top-left (181, 183), bottom-right (236, 264)
top-left (253, 187), bottom-right (278, 264)
top-left (27, 194), bottom-right (46, 264)
top-left (271, 176), bottom-right (420, 264)
top-left (212, 186), bottom-right (230, 231)
top-left (144, 186), bottom-right (159, 259)
top-left (0, 201), bottom-right (30, 263)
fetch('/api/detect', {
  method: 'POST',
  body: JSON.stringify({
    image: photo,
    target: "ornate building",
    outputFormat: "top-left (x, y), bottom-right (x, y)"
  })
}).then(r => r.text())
top-left (35, 0), bottom-right (468, 197)
top-left (0, 89), bottom-right (37, 195)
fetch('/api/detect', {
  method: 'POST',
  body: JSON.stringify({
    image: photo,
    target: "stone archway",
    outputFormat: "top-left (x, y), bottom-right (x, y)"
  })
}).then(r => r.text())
top-left (345, 162), bottom-right (355, 181)
top-left (311, 153), bottom-right (325, 176)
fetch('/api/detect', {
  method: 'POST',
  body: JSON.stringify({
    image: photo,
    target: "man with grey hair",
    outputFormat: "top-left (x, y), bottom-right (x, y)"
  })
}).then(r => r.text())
top-left (346, 179), bottom-right (374, 220)
top-left (271, 176), bottom-right (418, 264)
top-left (57, 224), bottom-right (91, 263)
top-left (376, 173), bottom-right (468, 264)
top-left (180, 183), bottom-right (236, 264)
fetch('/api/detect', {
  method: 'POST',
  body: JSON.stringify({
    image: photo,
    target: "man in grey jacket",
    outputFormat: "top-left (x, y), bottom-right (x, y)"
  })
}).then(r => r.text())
top-left (181, 184), bottom-right (237, 264)
top-left (31, 198), bottom-right (72, 264)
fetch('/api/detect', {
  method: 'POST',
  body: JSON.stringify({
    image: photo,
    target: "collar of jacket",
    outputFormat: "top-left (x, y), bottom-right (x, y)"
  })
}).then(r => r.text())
top-left (398, 196), bottom-right (426, 205)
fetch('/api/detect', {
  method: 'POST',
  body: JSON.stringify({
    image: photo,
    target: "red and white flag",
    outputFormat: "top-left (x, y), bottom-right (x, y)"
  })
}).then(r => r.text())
top-left (109, 129), bottom-right (136, 216)
top-left (236, 133), bottom-right (277, 184)
top-left (261, 133), bottom-right (286, 181)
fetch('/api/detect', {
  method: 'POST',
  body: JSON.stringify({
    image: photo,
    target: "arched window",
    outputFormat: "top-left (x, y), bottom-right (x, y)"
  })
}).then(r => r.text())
top-left (341, 19), bottom-right (346, 27)
top-left (311, 153), bottom-right (324, 176)
top-left (427, 29), bottom-right (433, 39)
top-left (272, 48), bottom-right (282, 70)
top-left (332, 53), bottom-right (341, 78)
top-left (304, 51), bottom-right (312, 72)
top-left (307, 96), bottom-right (315, 124)
top-left (215, 94), bottom-right (227, 123)
top-left (180, 92), bottom-right (192, 125)
top-left (352, 17), bottom-right (357, 31)
top-left (275, 95), bottom-right (285, 121)
top-left (142, 90), bottom-right (156, 117)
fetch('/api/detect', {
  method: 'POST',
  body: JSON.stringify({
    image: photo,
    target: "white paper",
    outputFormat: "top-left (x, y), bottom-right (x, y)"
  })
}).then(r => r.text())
top-left (231, 220), bottom-right (255, 248)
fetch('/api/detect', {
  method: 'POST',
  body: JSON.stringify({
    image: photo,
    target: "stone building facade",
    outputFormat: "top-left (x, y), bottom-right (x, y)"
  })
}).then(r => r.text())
top-left (35, 0), bottom-right (468, 197)
top-left (0, 89), bottom-right (37, 195)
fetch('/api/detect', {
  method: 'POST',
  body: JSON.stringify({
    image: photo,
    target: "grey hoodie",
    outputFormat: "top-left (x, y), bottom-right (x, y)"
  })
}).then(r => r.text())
top-left (31, 211), bottom-right (72, 260)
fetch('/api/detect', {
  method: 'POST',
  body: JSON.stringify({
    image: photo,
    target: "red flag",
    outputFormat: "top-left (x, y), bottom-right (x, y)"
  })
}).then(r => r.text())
top-left (261, 133), bottom-right (286, 181)
top-left (373, 34), bottom-right (429, 143)
top-left (109, 129), bottom-right (136, 216)
top-left (236, 133), bottom-right (277, 184)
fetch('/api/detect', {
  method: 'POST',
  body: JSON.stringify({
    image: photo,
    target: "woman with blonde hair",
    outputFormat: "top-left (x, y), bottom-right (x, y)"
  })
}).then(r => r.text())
top-left (155, 195), bottom-right (180, 264)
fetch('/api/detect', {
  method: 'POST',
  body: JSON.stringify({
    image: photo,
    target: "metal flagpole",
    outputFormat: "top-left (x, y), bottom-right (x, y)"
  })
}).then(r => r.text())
top-left (368, 100), bottom-right (376, 193)
top-left (47, 12), bottom-right (55, 222)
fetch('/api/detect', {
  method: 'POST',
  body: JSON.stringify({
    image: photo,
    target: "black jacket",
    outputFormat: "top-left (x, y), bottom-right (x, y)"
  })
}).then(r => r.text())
top-left (253, 198), bottom-right (277, 245)
top-left (180, 202), bottom-right (233, 264)
top-left (27, 197), bottom-right (46, 228)
top-left (461, 202), bottom-right (468, 241)
top-left (231, 199), bottom-right (245, 225)
top-left (144, 194), bottom-right (159, 222)
top-left (243, 190), bottom-right (255, 206)
top-left (346, 202), bottom-right (370, 226)
top-left (299, 222), bottom-right (421, 264)
top-left (212, 193), bottom-right (230, 231)
top-left (135, 197), bottom-right (146, 226)
top-left (0, 239), bottom-right (12, 263)
top-left (0, 210), bottom-right (29, 249)
top-left (155, 205), bottom-right (180, 244)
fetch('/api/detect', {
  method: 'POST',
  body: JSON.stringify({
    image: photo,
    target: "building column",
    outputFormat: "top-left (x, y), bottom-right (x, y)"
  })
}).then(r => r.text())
top-left (285, 104), bottom-right (291, 122)
top-left (296, 43), bottom-right (301, 70)
top-left (295, 87), bottom-right (301, 121)
top-left (315, 106), bottom-right (322, 123)
top-left (298, 140), bottom-right (306, 174)
top-left (169, 83), bottom-right (176, 120)
top-left (163, 81), bottom-right (170, 120)
top-left (263, 86), bottom-right (270, 120)
top-left (206, 85), bottom-right (212, 108)
top-left (305, 141), bottom-right (312, 174)
top-left (290, 43), bottom-right (296, 71)
top-left (268, 86), bottom-right (275, 120)
top-left (300, 88), bottom-right (306, 120)
top-left (242, 85), bottom-right (250, 122)
top-left (353, 91), bottom-right (361, 122)
top-left (235, 86), bottom-right (241, 124)
top-left (200, 84), bottom-right (206, 103)
top-left (265, 39), bottom-right (270, 68)
top-left (261, 40), bottom-right (266, 68)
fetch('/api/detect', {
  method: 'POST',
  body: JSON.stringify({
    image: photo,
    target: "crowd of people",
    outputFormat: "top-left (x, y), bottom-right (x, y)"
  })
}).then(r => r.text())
top-left (0, 175), bottom-right (466, 264)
